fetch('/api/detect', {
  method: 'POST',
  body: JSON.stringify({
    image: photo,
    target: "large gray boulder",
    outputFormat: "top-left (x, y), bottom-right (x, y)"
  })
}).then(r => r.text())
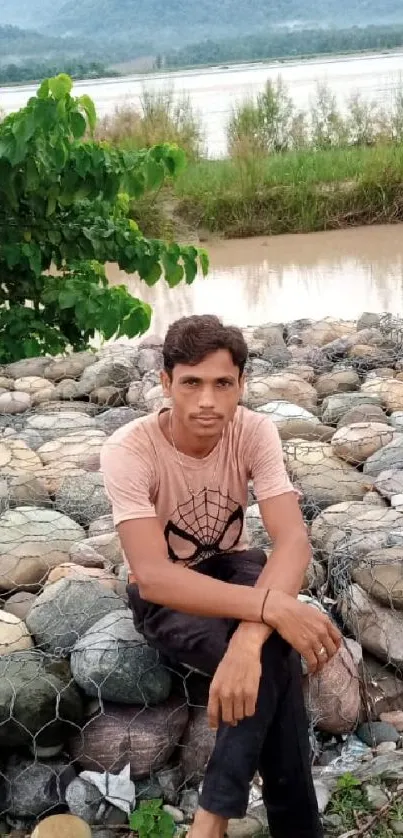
top-left (0, 650), bottom-right (83, 748)
top-left (4, 754), bottom-right (75, 817)
top-left (364, 436), bottom-right (403, 477)
top-left (340, 584), bottom-right (403, 667)
top-left (71, 611), bottom-right (172, 705)
top-left (26, 578), bottom-right (126, 656)
top-left (54, 471), bottom-right (111, 526)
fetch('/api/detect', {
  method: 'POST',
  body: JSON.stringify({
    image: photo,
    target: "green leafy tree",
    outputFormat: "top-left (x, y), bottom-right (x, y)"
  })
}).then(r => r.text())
top-left (0, 74), bottom-right (208, 363)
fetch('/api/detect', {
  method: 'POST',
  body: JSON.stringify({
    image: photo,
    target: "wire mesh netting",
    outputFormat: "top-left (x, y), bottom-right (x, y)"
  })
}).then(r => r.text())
top-left (2, 312), bottom-right (403, 835)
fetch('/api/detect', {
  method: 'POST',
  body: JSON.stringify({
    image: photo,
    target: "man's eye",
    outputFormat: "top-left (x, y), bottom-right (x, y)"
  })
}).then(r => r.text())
top-left (217, 381), bottom-right (232, 388)
top-left (184, 380), bottom-right (198, 387)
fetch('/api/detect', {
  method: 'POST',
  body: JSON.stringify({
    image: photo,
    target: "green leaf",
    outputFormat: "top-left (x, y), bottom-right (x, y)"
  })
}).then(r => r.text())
top-left (146, 159), bottom-right (165, 190)
top-left (58, 289), bottom-right (77, 309)
top-left (143, 262), bottom-right (162, 286)
top-left (37, 78), bottom-right (50, 99)
top-left (199, 249), bottom-right (209, 276)
top-left (49, 74), bottom-right (73, 100)
top-left (79, 94), bottom-right (97, 132)
top-left (70, 112), bottom-right (87, 140)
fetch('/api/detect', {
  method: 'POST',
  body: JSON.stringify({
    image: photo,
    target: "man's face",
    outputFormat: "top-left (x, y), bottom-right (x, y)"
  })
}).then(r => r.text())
top-left (161, 349), bottom-right (244, 437)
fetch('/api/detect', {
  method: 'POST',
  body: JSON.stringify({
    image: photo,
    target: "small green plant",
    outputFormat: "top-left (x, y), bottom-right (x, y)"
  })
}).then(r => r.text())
top-left (129, 799), bottom-right (176, 838)
top-left (328, 773), bottom-right (370, 830)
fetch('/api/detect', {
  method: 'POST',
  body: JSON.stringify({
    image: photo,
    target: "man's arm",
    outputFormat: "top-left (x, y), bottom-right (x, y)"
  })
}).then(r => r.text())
top-left (118, 517), bottom-right (268, 623)
top-left (233, 492), bottom-right (312, 648)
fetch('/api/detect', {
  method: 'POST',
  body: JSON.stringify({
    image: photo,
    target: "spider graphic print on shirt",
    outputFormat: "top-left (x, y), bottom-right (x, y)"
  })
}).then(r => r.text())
top-left (164, 488), bottom-right (244, 566)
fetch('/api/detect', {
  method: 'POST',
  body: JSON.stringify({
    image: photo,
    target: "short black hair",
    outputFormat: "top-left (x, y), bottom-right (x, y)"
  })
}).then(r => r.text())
top-left (163, 315), bottom-right (248, 378)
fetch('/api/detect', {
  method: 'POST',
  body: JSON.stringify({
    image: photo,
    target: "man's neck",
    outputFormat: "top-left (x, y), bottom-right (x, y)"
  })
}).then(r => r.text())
top-left (159, 410), bottom-right (222, 459)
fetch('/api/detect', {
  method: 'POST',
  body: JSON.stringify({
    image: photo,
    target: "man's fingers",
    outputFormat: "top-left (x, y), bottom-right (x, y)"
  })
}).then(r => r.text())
top-left (233, 694), bottom-right (245, 722)
top-left (207, 690), bottom-right (220, 730)
top-left (221, 694), bottom-right (236, 726)
top-left (244, 691), bottom-right (258, 718)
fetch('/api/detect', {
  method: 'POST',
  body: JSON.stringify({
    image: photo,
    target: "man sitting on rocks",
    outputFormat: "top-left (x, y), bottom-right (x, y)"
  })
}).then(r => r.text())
top-left (101, 314), bottom-right (341, 838)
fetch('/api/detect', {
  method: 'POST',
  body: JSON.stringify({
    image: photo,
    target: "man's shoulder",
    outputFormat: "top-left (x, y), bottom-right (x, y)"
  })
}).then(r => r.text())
top-left (103, 412), bottom-right (157, 453)
top-left (234, 405), bottom-right (269, 435)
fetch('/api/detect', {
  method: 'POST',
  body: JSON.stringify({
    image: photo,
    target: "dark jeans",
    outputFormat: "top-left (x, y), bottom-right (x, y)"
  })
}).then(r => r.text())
top-left (127, 548), bottom-right (323, 838)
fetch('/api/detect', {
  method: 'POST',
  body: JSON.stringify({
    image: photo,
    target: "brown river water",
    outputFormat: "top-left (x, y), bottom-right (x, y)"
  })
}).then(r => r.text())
top-left (107, 223), bottom-right (403, 334)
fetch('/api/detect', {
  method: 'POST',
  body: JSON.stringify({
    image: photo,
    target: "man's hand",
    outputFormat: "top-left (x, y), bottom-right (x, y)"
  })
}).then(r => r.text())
top-left (264, 590), bottom-right (342, 673)
top-left (207, 632), bottom-right (262, 730)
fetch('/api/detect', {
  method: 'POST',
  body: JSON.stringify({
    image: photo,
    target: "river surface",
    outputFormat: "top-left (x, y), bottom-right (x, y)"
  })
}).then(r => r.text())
top-left (107, 223), bottom-right (403, 333)
top-left (1, 52), bottom-right (403, 156)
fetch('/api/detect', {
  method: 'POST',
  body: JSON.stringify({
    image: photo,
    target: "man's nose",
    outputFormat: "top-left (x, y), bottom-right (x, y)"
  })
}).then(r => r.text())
top-left (198, 386), bottom-right (215, 408)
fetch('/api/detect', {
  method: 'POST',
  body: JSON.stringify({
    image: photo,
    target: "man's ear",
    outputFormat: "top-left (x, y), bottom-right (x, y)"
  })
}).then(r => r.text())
top-left (160, 369), bottom-right (172, 398)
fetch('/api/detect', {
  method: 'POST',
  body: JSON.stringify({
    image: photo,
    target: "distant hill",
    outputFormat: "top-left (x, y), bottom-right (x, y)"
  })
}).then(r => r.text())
top-left (49, 0), bottom-right (403, 45)
top-left (0, 0), bottom-right (65, 28)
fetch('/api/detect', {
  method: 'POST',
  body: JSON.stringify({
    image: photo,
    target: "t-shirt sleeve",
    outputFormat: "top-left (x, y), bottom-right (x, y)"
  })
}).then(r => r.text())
top-left (100, 438), bottom-right (157, 526)
top-left (248, 416), bottom-right (296, 501)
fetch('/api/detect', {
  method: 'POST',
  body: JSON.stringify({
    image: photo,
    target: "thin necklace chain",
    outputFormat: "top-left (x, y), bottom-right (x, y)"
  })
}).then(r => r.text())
top-left (169, 410), bottom-right (224, 498)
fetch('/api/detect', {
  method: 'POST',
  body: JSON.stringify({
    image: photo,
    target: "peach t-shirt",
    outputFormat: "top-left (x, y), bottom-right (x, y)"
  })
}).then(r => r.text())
top-left (100, 406), bottom-right (294, 568)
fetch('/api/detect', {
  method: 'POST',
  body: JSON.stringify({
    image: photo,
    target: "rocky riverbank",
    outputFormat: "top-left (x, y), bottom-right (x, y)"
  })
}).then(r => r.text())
top-left (2, 312), bottom-right (403, 836)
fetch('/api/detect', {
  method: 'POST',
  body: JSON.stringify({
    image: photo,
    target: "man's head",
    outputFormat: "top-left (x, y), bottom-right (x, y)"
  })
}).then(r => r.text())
top-left (161, 315), bottom-right (248, 437)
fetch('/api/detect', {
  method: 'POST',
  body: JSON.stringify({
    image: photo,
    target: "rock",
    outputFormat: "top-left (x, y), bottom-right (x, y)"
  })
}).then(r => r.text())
top-left (65, 776), bottom-right (104, 824)
top-left (54, 379), bottom-right (85, 400)
top-left (331, 422), bottom-right (395, 464)
top-left (180, 707), bottom-right (216, 786)
top-left (46, 564), bottom-right (119, 590)
top-left (157, 765), bottom-right (183, 805)
top-left (284, 439), bottom-right (368, 510)
top-left (90, 386), bottom-right (126, 406)
top-left (5, 427), bottom-right (44, 450)
top-left (374, 470), bottom-right (403, 500)
top-left (357, 313), bottom-right (381, 331)
top-left (364, 436), bottom-right (403, 477)
top-left (0, 471), bottom-right (49, 509)
top-left (4, 591), bottom-right (36, 620)
top-left (363, 655), bottom-right (403, 719)
top-left (5, 357), bottom-right (50, 379)
top-left (143, 384), bottom-right (166, 412)
top-left (313, 780), bottom-right (331, 814)
top-left (34, 462), bottom-right (84, 495)
top-left (25, 412), bottom-right (94, 442)
top-left (65, 542), bottom-right (105, 567)
top-left (71, 610), bottom-right (172, 704)
top-left (37, 429), bottom-right (106, 471)
top-left (316, 370), bottom-right (360, 399)
top-left (362, 379), bottom-right (403, 412)
top-left (0, 612), bottom-right (33, 654)
top-left (0, 650), bottom-right (83, 748)
top-left (391, 820), bottom-right (403, 835)
top-left (254, 400), bottom-right (319, 424)
top-left (126, 381), bottom-right (144, 406)
top-left (94, 407), bottom-right (144, 435)
top-left (248, 374), bottom-right (317, 412)
top-left (365, 784), bottom-right (389, 809)
top-left (340, 584), bottom-right (403, 666)
top-left (337, 403), bottom-right (390, 429)
top-left (14, 376), bottom-right (54, 395)
top-left (36, 400), bottom-right (98, 415)
top-left (0, 506), bottom-right (86, 592)
top-left (276, 418), bottom-right (334, 442)
top-left (227, 816), bottom-right (262, 838)
top-left (323, 813), bottom-right (343, 830)
top-left (136, 347), bottom-right (163, 374)
top-left (313, 503), bottom-right (403, 564)
top-left (285, 364), bottom-right (316, 383)
top-left (179, 789), bottom-right (199, 819)
top-left (75, 533), bottom-right (123, 566)
top-left (0, 438), bottom-right (43, 475)
top-left (4, 754), bottom-right (75, 817)
top-left (68, 696), bottom-right (188, 778)
top-left (44, 353), bottom-right (98, 382)
top-left (301, 559), bottom-right (326, 592)
top-left (78, 359), bottom-right (138, 394)
top-left (391, 412), bottom-right (403, 431)
top-left (31, 814), bottom-right (92, 838)
top-left (245, 504), bottom-right (271, 550)
top-left (352, 547), bottom-right (403, 609)
top-left (135, 777), bottom-right (164, 801)
top-left (304, 642), bottom-right (360, 734)
top-left (322, 392), bottom-right (384, 426)
top-left (0, 376), bottom-right (14, 389)
top-left (88, 515), bottom-right (115, 537)
top-left (297, 318), bottom-right (354, 348)
top-left (357, 721), bottom-right (400, 746)
top-left (376, 740), bottom-right (397, 753)
top-left (163, 805), bottom-right (184, 824)
top-left (380, 711), bottom-right (403, 731)
top-left (54, 471), bottom-right (111, 526)
top-left (26, 578), bottom-right (126, 655)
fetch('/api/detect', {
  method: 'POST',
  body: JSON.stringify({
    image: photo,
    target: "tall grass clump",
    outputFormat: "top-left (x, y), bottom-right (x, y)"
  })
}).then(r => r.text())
top-left (96, 88), bottom-right (203, 160)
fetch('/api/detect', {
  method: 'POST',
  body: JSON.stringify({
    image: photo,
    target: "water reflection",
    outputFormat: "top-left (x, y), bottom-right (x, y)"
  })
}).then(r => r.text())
top-left (107, 223), bottom-right (403, 334)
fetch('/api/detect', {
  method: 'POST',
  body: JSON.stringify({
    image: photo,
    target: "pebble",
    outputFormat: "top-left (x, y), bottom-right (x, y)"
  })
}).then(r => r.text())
top-left (365, 784), bottom-right (389, 809)
top-left (376, 740), bottom-right (397, 754)
top-left (31, 815), bottom-right (92, 837)
top-left (391, 821), bottom-right (403, 835)
top-left (380, 711), bottom-right (403, 732)
top-left (163, 805), bottom-right (185, 824)
top-left (357, 721), bottom-right (400, 746)
top-left (227, 816), bottom-right (263, 838)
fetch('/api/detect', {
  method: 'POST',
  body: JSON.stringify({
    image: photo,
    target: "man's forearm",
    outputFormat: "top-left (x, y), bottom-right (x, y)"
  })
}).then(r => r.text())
top-left (234, 531), bottom-right (312, 646)
top-left (138, 560), bottom-right (268, 623)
